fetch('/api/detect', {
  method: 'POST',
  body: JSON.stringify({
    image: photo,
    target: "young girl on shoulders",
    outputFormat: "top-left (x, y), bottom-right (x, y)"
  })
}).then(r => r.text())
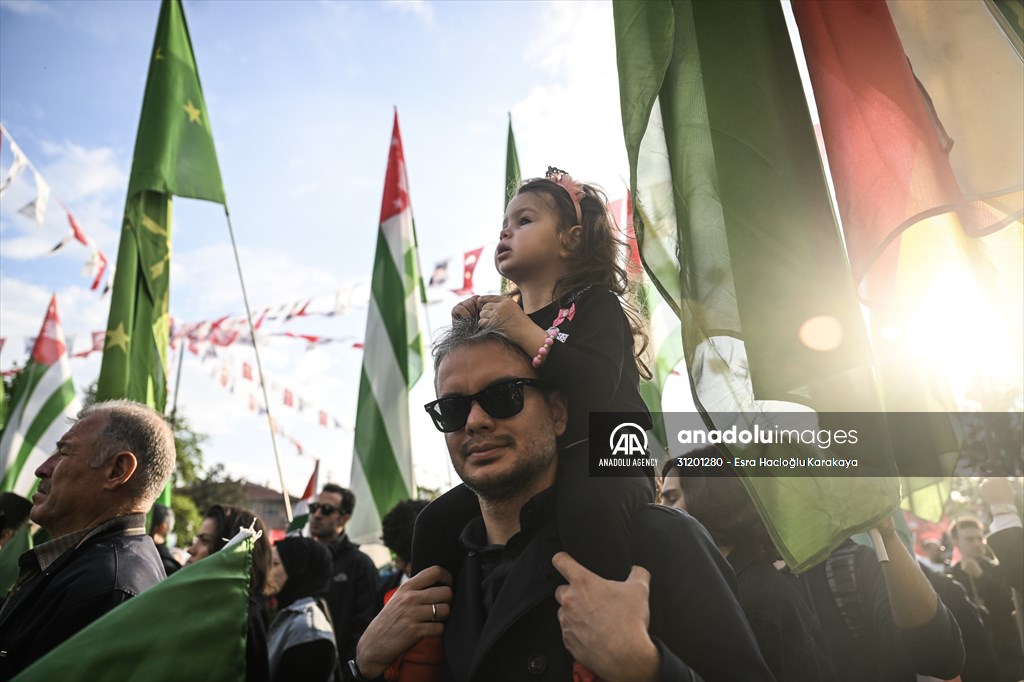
top-left (414, 167), bottom-right (653, 582)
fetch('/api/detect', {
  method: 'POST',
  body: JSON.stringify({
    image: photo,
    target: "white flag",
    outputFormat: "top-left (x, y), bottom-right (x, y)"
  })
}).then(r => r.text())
top-left (18, 170), bottom-right (51, 226)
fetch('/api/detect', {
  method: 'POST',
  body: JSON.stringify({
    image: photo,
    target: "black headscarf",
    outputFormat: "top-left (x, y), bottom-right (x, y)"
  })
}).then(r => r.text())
top-left (274, 536), bottom-right (333, 608)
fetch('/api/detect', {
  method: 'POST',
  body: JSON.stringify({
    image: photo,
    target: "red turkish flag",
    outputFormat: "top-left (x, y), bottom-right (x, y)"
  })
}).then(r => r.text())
top-left (31, 296), bottom-right (67, 366)
top-left (379, 110), bottom-right (411, 224)
top-left (452, 247), bottom-right (484, 296)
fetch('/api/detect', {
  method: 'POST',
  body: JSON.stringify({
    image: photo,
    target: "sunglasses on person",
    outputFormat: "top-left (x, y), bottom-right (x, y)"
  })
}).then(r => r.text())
top-left (424, 378), bottom-right (550, 433)
top-left (309, 503), bottom-right (348, 516)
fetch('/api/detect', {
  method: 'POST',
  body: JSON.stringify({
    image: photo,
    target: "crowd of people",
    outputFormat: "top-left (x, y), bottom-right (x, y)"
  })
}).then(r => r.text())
top-left (0, 169), bottom-right (1021, 681)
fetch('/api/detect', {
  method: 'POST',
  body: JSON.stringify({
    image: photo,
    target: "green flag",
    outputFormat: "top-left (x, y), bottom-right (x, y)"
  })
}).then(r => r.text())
top-left (15, 529), bottom-right (254, 682)
top-left (613, 0), bottom-right (900, 572)
top-left (1, 297), bottom-right (80, 496)
top-left (504, 114), bottom-right (521, 209)
top-left (96, 0), bottom-right (225, 415)
top-left (348, 111), bottom-right (424, 543)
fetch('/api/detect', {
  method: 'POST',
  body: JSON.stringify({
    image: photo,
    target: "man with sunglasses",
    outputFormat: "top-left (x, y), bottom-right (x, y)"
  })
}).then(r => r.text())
top-left (309, 483), bottom-right (380, 665)
top-left (350, 318), bottom-right (771, 681)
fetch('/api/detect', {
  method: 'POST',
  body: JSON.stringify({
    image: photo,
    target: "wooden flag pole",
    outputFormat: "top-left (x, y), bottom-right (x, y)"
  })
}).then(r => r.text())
top-left (223, 206), bottom-right (292, 522)
top-left (868, 527), bottom-right (890, 563)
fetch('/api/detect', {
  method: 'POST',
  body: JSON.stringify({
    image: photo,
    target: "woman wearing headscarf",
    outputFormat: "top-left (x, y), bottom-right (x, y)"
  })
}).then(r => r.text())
top-left (268, 536), bottom-right (338, 682)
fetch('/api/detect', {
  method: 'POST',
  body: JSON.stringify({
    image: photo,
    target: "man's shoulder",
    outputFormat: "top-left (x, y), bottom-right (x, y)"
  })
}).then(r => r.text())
top-left (628, 503), bottom-right (715, 548)
top-left (330, 535), bottom-right (377, 570)
top-left (59, 533), bottom-right (165, 596)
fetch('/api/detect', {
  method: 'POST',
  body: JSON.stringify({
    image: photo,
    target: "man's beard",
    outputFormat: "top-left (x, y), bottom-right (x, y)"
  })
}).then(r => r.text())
top-left (455, 428), bottom-right (557, 504)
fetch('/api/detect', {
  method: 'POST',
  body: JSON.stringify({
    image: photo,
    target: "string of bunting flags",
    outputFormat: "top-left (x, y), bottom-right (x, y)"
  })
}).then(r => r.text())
top-left (196, 346), bottom-right (351, 462)
top-left (0, 123), bottom-right (110, 292)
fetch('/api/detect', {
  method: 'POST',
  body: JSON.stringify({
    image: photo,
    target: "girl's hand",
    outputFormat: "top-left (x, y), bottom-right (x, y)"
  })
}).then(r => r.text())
top-left (452, 295), bottom-right (482, 321)
top-left (478, 296), bottom-right (547, 354)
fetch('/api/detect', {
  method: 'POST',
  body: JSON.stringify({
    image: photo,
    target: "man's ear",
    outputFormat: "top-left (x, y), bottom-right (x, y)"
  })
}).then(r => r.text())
top-left (559, 225), bottom-right (583, 258)
top-left (104, 451), bottom-right (139, 490)
top-left (548, 390), bottom-right (569, 437)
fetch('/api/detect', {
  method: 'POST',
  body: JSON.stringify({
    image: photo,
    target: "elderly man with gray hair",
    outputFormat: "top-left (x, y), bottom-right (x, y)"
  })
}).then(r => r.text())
top-left (0, 399), bottom-right (176, 678)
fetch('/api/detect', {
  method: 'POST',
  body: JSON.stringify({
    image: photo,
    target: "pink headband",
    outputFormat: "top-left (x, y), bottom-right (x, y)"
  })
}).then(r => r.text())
top-left (546, 166), bottom-right (584, 225)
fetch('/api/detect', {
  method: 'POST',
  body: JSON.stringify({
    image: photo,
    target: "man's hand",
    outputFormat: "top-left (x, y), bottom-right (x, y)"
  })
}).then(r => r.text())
top-left (354, 565), bottom-right (453, 678)
top-left (552, 552), bottom-right (660, 682)
top-left (452, 295), bottom-right (483, 321)
top-left (477, 295), bottom-right (547, 355)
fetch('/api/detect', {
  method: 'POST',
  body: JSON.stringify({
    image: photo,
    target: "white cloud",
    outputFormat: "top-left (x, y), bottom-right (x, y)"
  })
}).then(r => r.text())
top-left (37, 141), bottom-right (128, 203)
top-left (169, 243), bottom-right (351, 319)
top-left (511, 2), bottom-right (628, 195)
top-left (383, 0), bottom-right (435, 27)
top-left (0, 0), bottom-right (55, 17)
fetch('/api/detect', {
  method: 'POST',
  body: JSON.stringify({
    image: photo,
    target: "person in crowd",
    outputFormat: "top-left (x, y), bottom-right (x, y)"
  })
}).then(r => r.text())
top-left (309, 483), bottom-right (379, 663)
top-left (950, 514), bottom-right (1024, 681)
top-left (379, 499), bottom-right (428, 610)
top-left (351, 318), bottom-right (772, 681)
top-left (661, 456), bottom-right (838, 681)
top-left (979, 477), bottom-right (1023, 595)
top-left (917, 558), bottom-right (998, 682)
top-left (149, 503), bottom-right (181, 576)
top-left (268, 536), bottom-right (337, 682)
top-left (795, 515), bottom-right (965, 681)
top-left (0, 400), bottom-right (174, 678)
top-left (918, 538), bottom-right (948, 574)
top-left (413, 167), bottom-right (654, 586)
top-left (187, 504), bottom-right (273, 682)
top-left (0, 492), bottom-right (32, 550)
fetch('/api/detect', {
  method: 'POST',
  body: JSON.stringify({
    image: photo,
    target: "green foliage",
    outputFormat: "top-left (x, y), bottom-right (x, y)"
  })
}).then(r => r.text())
top-left (168, 414), bottom-right (206, 488)
top-left (171, 493), bottom-right (202, 548)
top-left (178, 463), bottom-right (247, 516)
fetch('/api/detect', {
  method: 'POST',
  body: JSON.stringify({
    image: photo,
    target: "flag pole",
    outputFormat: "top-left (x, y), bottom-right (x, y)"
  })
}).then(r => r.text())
top-left (222, 206), bottom-right (293, 522)
top-left (169, 338), bottom-right (186, 422)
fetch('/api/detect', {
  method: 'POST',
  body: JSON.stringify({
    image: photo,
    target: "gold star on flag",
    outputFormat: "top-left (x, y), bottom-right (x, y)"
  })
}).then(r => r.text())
top-left (154, 46), bottom-right (165, 61)
top-left (183, 100), bottom-right (202, 124)
top-left (105, 322), bottom-right (130, 352)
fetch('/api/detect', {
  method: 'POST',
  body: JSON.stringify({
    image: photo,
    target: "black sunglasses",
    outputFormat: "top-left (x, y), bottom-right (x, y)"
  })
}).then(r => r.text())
top-left (424, 378), bottom-right (550, 433)
top-left (309, 503), bottom-right (347, 516)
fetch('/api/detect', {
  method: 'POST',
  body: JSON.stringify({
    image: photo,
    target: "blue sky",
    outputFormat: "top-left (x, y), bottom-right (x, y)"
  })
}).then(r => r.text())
top-left (0, 0), bottom-right (672, 497)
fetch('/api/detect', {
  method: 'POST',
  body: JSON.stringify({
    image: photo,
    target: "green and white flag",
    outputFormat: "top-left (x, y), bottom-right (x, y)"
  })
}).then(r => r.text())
top-left (286, 459), bottom-right (319, 534)
top-left (505, 114), bottom-right (521, 209)
top-left (349, 111), bottom-right (424, 543)
top-left (15, 527), bottom-right (256, 682)
top-left (95, 0), bottom-right (225, 508)
top-left (0, 296), bottom-right (80, 496)
top-left (613, 0), bottom-right (900, 572)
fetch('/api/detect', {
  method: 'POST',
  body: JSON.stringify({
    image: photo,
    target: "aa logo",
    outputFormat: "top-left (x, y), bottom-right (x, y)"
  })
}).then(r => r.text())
top-left (609, 422), bottom-right (649, 456)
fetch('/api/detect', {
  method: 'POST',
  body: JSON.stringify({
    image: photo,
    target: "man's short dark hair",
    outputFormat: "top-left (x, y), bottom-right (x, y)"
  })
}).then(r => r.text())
top-left (950, 516), bottom-right (984, 540)
top-left (150, 503), bottom-right (173, 535)
top-left (0, 492), bottom-right (32, 533)
top-left (432, 316), bottom-right (529, 374)
top-left (381, 499), bottom-right (429, 563)
top-left (322, 483), bottom-right (355, 515)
